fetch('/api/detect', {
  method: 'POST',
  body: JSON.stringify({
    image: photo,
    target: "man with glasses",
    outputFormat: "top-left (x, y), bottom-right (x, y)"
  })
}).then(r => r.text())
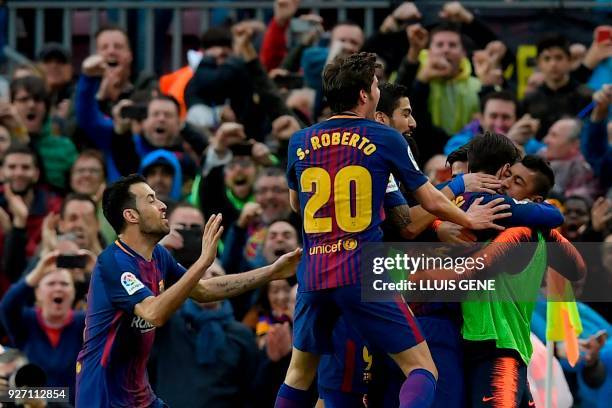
top-left (221, 167), bottom-right (299, 319)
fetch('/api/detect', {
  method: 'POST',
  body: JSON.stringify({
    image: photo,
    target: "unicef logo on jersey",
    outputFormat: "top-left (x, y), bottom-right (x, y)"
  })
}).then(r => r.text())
top-left (309, 238), bottom-right (358, 255)
top-left (131, 316), bottom-right (155, 333)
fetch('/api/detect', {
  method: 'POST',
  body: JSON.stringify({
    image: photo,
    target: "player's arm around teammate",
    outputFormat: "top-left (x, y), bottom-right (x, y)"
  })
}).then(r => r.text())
top-left (134, 213), bottom-right (302, 327)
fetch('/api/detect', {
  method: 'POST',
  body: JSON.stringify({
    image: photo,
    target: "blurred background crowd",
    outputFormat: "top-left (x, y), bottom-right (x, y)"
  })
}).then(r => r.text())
top-left (0, 0), bottom-right (610, 406)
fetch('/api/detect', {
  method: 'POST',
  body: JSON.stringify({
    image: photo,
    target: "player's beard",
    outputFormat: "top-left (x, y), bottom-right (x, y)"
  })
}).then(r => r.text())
top-left (139, 218), bottom-right (170, 241)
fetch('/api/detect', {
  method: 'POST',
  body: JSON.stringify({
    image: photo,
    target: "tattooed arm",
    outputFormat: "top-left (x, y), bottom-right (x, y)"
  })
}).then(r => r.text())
top-left (134, 248), bottom-right (300, 327)
top-left (190, 248), bottom-right (301, 303)
top-left (386, 204), bottom-right (414, 240)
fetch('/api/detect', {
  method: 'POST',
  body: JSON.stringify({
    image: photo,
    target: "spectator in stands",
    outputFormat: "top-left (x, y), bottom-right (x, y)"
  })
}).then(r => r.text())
top-left (260, 0), bottom-right (301, 72)
top-left (240, 220), bottom-right (299, 319)
top-left (543, 117), bottom-right (599, 199)
top-left (69, 150), bottom-right (115, 244)
top-left (76, 59), bottom-right (199, 182)
top-left (93, 25), bottom-right (134, 115)
top-left (0, 250), bottom-right (85, 403)
top-left (57, 193), bottom-right (103, 255)
top-left (300, 21), bottom-right (364, 116)
top-left (560, 195), bottom-right (592, 242)
top-left (522, 34), bottom-right (593, 139)
top-left (9, 76), bottom-right (77, 191)
top-left (149, 260), bottom-right (258, 408)
top-left (0, 124), bottom-right (10, 168)
top-left (444, 91), bottom-right (545, 155)
top-left (0, 145), bottom-right (62, 274)
top-left (139, 150), bottom-right (183, 203)
top-left (248, 223), bottom-right (301, 407)
top-left (198, 142), bottom-right (270, 233)
top-left (159, 203), bottom-right (205, 269)
top-left (580, 84), bottom-right (611, 191)
top-left (221, 168), bottom-right (296, 276)
top-left (398, 21), bottom-right (481, 136)
top-left (37, 43), bottom-right (74, 122)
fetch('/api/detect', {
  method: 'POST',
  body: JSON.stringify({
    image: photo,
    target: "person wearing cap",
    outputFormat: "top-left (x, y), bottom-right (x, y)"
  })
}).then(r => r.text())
top-left (37, 42), bottom-right (74, 116)
top-left (139, 149), bottom-right (183, 203)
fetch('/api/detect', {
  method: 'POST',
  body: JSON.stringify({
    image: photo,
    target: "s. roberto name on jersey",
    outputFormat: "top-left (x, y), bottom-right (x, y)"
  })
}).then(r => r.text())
top-left (296, 131), bottom-right (377, 160)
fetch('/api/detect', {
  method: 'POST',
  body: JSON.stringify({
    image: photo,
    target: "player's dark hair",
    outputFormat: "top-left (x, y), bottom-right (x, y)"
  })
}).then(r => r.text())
top-left (102, 174), bottom-right (146, 234)
top-left (447, 144), bottom-right (470, 166)
top-left (520, 155), bottom-right (555, 197)
top-left (536, 34), bottom-right (570, 58)
top-left (377, 82), bottom-right (408, 117)
top-left (467, 131), bottom-right (521, 175)
top-left (480, 90), bottom-right (517, 113)
top-left (60, 193), bottom-right (98, 219)
top-left (323, 52), bottom-right (381, 113)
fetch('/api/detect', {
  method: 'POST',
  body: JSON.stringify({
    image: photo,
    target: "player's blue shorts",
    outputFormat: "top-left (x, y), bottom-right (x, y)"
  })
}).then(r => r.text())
top-left (293, 285), bottom-right (424, 355)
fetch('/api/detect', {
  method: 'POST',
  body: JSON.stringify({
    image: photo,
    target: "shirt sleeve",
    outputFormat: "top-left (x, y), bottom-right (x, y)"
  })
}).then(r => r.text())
top-left (379, 127), bottom-right (428, 192)
top-left (286, 135), bottom-right (299, 190)
top-left (383, 174), bottom-right (408, 209)
top-left (461, 193), bottom-right (564, 229)
top-left (100, 252), bottom-right (155, 313)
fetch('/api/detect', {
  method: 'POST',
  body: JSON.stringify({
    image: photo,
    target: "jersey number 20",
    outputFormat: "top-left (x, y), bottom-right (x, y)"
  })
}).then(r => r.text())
top-left (300, 165), bottom-right (372, 234)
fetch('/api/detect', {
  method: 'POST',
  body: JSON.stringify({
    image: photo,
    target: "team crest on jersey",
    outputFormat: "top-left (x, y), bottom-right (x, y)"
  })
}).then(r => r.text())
top-left (121, 272), bottom-right (145, 295)
top-left (453, 195), bottom-right (465, 208)
top-left (386, 175), bottom-right (399, 193)
top-left (76, 361), bottom-right (81, 374)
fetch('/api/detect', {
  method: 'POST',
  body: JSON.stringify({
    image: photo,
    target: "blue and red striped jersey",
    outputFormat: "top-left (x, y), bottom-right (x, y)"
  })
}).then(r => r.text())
top-left (287, 116), bottom-right (427, 291)
top-left (75, 240), bottom-right (185, 408)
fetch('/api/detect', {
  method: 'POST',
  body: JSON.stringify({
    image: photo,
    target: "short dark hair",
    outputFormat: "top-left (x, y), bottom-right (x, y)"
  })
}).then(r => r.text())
top-left (167, 201), bottom-right (202, 220)
top-left (323, 52), bottom-right (381, 113)
top-left (95, 24), bottom-right (130, 47)
top-left (149, 94), bottom-right (180, 116)
top-left (72, 149), bottom-right (106, 179)
top-left (520, 155), bottom-right (555, 198)
top-left (481, 90), bottom-right (517, 113)
top-left (10, 76), bottom-right (49, 111)
top-left (429, 22), bottom-right (464, 48)
top-left (447, 144), bottom-right (470, 166)
top-left (60, 193), bottom-right (98, 219)
top-left (200, 27), bottom-right (232, 49)
top-left (467, 131), bottom-right (521, 174)
top-left (3, 144), bottom-right (40, 169)
top-left (537, 34), bottom-right (570, 58)
top-left (377, 82), bottom-right (408, 117)
top-left (102, 174), bottom-right (146, 234)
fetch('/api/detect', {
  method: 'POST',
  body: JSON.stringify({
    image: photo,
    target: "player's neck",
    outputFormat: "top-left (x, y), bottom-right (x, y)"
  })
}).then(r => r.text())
top-left (118, 229), bottom-right (158, 261)
top-left (340, 106), bottom-right (367, 118)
